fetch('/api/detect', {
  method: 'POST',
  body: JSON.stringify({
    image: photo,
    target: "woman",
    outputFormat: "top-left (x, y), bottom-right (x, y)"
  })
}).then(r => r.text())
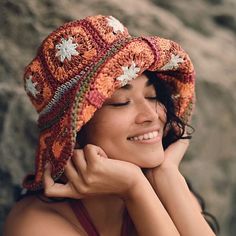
top-left (4, 15), bottom-right (218, 236)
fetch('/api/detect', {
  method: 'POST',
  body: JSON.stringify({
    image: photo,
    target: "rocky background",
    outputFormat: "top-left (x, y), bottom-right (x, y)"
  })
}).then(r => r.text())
top-left (0, 0), bottom-right (235, 235)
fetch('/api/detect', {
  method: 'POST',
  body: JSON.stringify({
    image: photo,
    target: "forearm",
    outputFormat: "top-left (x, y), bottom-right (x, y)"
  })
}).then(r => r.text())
top-left (123, 175), bottom-right (180, 236)
top-left (151, 165), bottom-right (215, 236)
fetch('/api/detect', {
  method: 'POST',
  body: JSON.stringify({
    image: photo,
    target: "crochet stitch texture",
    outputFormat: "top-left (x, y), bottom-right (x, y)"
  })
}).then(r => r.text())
top-left (23, 15), bottom-right (195, 190)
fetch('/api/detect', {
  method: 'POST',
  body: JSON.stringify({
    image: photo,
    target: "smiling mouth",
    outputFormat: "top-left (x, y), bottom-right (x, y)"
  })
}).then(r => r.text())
top-left (127, 131), bottom-right (160, 141)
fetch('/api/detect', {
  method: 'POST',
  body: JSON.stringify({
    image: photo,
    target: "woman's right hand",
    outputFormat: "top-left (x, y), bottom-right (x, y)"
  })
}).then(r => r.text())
top-left (43, 144), bottom-right (143, 200)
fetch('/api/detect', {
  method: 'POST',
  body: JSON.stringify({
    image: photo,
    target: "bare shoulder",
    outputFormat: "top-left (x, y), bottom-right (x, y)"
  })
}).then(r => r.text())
top-left (3, 195), bottom-right (86, 236)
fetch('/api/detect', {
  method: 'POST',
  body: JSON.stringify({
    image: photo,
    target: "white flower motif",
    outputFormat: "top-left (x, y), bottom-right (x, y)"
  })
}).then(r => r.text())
top-left (160, 54), bottom-right (184, 71)
top-left (25, 75), bottom-right (40, 98)
top-left (116, 61), bottom-right (140, 86)
top-left (55, 37), bottom-right (79, 62)
top-left (107, 16), bottom-right (125, 34)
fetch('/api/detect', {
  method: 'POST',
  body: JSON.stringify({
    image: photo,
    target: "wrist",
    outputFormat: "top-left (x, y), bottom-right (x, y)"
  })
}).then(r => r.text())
top-left (155, 162), bottom-right (180, 176)
top-left (152, 165), bottom-right (185, 192)
top-left (121, 172), bottom-right (149, 201)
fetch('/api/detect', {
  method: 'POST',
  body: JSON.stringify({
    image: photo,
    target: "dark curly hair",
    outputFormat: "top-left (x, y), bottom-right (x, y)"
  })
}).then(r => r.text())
top-left (143, 70), bottom-right (193, 149)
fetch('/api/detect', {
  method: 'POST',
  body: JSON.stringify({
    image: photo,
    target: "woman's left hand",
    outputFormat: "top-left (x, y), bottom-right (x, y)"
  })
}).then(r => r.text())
top-left (144, 138), bottom-right (189, 187)
top-left (161, 138), bottom-right (189, 169)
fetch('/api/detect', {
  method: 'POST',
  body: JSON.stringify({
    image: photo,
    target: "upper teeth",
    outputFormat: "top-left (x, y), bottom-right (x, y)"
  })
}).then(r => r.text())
top-left (129, 131), bottom-right (159, 141)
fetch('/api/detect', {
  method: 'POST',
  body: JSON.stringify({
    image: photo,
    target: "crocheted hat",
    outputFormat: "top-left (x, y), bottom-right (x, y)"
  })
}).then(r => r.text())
top-left (23, 15), bottom-right (195, 190)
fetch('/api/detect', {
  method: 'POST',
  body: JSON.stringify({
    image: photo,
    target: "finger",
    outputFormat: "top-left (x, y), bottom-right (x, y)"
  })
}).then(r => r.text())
top-left (165, 139), bottom-right (189, 162)
top-left (64, 158), bottom-right (82, 182)
top-left (45, 181), bottom-right (84, 199)
top-left (174, 138), bottom-right (189, 149)
top-left (83, 144), bottom-right (107, 165)
top-left (168, 139), bottom-right (189, 154)
top-left (43, 163), bottom-right (83, 199)
top-left (96, 146), bottom-right (108, 159)
top-left (43, 163), bottom-right (54, 189)
top-left (71, 150), bottom-right (94, 183)
top-left (72, 149), bottom-right (87, 172)
top-left (64, 158), bottom-right (92, 186)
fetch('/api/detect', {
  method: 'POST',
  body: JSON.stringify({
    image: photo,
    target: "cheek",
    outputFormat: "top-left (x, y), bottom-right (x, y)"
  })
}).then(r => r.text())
top-left (83, 107), bottom-right (165, 168)
top-left (156, 104), bottom-right (167, 124)
top-left (85, 111), bottom-right (130, 147)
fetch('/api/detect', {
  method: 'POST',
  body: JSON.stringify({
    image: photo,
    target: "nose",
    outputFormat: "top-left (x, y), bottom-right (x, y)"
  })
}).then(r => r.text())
top-left (134, 99), bottom-right (159, 124)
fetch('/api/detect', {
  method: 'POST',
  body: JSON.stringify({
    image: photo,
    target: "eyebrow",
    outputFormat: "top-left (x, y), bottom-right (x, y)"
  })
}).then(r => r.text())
top-left (120, 80), bottom-right (152, 90)
top-left (120, 84), bottom-right (132, 90)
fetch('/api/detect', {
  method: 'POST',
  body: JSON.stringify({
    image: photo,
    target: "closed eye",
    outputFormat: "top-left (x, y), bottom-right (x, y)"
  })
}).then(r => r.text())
top-left (109, 97), bottom-right (157, 106)
top-left (109, 101), bottom-right (130, 107)
top-left (146, 96), bottom-right (158, 100)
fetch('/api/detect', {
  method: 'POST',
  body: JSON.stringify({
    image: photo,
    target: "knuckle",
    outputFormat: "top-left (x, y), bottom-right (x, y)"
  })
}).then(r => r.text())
top-left (76, 184), bottom-right (89, 194)
top-left (73, 149), bottom-right (83, 158)
top-left (44, 187), bottom-right (53, 197)
top-left (84, 144), bottom-right (95, 152)
top-left (84, 174), bottom-right (94, 185)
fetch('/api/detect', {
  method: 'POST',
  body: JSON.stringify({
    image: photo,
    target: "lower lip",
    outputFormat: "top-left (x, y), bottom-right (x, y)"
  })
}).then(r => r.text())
top-left (128, 135), bottom-right (162, 144)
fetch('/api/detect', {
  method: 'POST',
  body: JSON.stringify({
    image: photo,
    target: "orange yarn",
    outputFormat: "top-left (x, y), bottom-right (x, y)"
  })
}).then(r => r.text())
top-left (22, 15), bottom-right (195, 190)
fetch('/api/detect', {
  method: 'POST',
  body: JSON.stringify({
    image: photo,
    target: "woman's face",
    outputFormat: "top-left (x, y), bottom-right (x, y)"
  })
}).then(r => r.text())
top-left (81, 74), bottom-right (167, 168)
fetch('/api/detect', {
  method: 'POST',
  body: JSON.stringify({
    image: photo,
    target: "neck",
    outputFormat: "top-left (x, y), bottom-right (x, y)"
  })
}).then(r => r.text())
top-left (81, 194), bottom-right (126, 233)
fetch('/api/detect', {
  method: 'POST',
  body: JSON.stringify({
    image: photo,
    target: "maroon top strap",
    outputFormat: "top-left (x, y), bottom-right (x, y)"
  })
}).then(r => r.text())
top-left (121, 207), bottom-right (134, 236)
top-left (69, 199), bottom-right (134, 236)
top-left (69, 199), bottom-right (99, 236)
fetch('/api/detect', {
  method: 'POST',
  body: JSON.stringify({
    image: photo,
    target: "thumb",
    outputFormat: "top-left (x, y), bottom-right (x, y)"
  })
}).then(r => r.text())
top-left (96, 145), bottom-right (108, 159)
top-left (164, 139), bottom-right (189, 163)
top-left (43, 163), bottom-right (84, 199)
top-left (84, 144), bottom-right (108, 162)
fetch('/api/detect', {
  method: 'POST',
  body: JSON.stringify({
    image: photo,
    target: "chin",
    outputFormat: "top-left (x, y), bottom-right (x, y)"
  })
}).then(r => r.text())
top-left (135, 154), bottom-right (165, 168)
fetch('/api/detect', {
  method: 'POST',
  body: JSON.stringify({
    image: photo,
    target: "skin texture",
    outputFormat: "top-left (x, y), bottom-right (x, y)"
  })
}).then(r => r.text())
top-left (80, 74), bottom-right (167, 168)
top-left (3, 74), bottom-right (215, 236)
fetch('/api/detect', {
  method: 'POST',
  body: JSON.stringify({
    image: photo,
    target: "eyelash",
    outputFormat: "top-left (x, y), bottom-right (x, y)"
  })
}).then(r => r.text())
top-left (147, 96), bottom-right (158, 100)
top-left (110, 101), bottom-right (130, 107)
top-left (110, 97), bottom-right (158, 107)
